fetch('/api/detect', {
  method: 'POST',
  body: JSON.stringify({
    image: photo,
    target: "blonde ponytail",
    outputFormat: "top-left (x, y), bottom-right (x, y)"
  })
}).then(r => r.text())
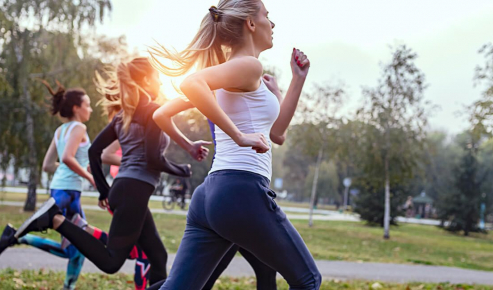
top-left (95, 57), bottom-right (156, 132)
top-left (149, 0), bottom-right (260, 77)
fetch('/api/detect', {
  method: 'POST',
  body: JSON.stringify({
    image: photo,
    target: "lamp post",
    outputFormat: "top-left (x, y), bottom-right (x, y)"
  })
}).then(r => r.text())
top-left (343, 177), bottom-right (352, 211)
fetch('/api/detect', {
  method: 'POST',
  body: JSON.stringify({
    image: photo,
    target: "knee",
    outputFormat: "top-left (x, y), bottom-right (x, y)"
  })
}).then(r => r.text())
top-left (100, 262), bottom-right (123, 274)
top-left (96, 261), bottom-right (125, 274)
top-left (312, 271), bottom-right (322, 289)
top-left (297, 271), bottom-right (322, 290)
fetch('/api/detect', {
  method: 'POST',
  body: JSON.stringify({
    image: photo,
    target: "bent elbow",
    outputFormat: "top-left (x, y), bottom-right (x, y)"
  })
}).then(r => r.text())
top-left (270, 134), bottom-right (286, 146)
top-left (180, 75), bottom-right (201, 100)
top-left (61, 156), bottom-right (72, 166)
top-left (152, 110), bottom-right (163, 123)
top-left (274, 138), bottom-right (285, 146)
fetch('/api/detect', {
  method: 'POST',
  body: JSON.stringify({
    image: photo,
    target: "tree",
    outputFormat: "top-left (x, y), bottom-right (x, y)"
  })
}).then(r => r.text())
top-left (0, 0), bottom-right (111, 210)
top-left (303, 161), bottom-right (340, 203)
top-left (438, 136), bottom-right (484, 236)
top-left (478, 138), bottom-right (493, 219)
top-left (290, 82), bottom-right (347, 226)
top-left (469, 43), bottom-right (493, 140)
top-left (356, 45), bottom-right (431, 238)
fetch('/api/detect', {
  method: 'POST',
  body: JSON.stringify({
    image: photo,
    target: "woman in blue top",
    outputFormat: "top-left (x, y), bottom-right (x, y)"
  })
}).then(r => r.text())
top-left (0, 81), bottom-right (95, 290)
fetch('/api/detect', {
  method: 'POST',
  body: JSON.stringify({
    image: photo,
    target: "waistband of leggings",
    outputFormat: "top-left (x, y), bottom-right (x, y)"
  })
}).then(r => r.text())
top-left (208, 169), bottom-right (270, 185)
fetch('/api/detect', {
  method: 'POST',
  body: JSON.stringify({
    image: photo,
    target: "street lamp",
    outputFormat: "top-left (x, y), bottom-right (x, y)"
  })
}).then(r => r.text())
top-left (343, 177), bottom-right (352, 211)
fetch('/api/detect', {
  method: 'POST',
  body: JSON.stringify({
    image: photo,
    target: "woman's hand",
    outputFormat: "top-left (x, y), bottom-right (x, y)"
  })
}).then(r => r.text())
top-left (236, 133), bottom-right (270, 153)
top-left (291, 48), bottom-right (310, 79)
top-left (98, 198), bottom-right (109, 210)
top-left (188, 140), bottom-right (212, 162)
top-left (263, 74), bottom-right (281, 97)
top-left (88, 175), bottom-right (96, 189)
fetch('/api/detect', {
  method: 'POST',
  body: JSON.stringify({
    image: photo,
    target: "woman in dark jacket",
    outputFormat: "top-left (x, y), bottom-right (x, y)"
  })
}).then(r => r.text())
top-left (14, 57), bottom-right (196, 288)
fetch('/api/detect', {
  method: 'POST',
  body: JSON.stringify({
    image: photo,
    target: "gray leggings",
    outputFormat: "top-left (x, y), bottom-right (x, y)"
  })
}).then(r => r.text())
top-left (151, 170), bottom-right (321, 290)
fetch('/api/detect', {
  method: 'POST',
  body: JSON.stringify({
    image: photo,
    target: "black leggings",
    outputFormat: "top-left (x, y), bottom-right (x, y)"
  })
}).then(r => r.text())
top-left (56, 178), bottom-right (168, 285)
top-left (202, 245), bottom-right (277, 290)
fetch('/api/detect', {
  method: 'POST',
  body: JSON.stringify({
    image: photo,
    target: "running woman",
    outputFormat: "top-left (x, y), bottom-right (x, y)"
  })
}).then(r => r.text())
top-left (97, 85), bottom-right (152, 290)
top-left (12, 57), bottom-right (194, 287)
top-left (152, 83), bottom-right (282, 290)
top-left (0, 81), bottom-right (94, 290)
top-left (148, 1), bottom-right (321, 289)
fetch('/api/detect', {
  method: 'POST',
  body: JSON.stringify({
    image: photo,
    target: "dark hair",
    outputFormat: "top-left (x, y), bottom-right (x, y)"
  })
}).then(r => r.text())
top-left (41, 80), bottom-right (86, 118)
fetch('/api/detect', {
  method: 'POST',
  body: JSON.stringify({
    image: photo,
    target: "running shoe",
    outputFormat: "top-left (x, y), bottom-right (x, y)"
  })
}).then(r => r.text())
top-left (14, 197), bottom-right (61, 239)
top-left (0, 224), bottom-right (18, 256)
top-left (61, 213), bottom-right (88, 249)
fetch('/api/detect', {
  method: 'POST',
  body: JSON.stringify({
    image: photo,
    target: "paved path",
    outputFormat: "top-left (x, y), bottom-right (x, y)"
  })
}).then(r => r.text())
top-left (1, 248), bottom-right (493, 284)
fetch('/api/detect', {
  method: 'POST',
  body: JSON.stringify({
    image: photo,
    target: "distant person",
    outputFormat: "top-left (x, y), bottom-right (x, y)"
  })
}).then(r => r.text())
top-left (404, 196), bottom-right (414, 218)
top-left (169, 178), bottom-right (188, 209)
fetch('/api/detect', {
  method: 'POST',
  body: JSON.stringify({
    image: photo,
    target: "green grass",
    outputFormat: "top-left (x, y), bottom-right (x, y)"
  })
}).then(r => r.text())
top-left (0, 204), bottom-right (186, 253)
top-left (2, 192), bottom-right (493, 272)
top-left (291, 219), bottom-right (493, 271)
top-left (0, 191), bottom-right (176, 210)
top-left (0, 269), bottom-right (492, 290)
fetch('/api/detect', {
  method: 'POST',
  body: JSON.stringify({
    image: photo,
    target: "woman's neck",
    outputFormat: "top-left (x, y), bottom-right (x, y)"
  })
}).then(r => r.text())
top-left (229, 38), bottom-right (261, 60)
top-left (68, 116), bottom-right (82, 123)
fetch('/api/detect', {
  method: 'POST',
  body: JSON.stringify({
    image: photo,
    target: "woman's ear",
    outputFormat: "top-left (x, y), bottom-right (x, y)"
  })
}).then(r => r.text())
top-left (142, 76), bottom-right (151, 88)
top-left (246, 17), bottom-right (256, 33)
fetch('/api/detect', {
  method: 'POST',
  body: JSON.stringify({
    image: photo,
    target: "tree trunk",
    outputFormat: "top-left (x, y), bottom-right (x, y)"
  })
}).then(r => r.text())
top-left (17, 32), bottom-right (37, 211)
top-left (22, 77), bottom-right (38, 212)
top-left (309, 147), bottom-right (323, 227)
top-left (383, 154), bottom-right (390, 239)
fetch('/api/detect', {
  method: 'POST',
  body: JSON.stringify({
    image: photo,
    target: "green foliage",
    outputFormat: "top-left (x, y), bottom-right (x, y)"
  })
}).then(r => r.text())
top-left (0, 30), bottom-right (130, 175)
top-left (282, 124), bottom-right (317, 200)
top-left (283, 82), bottom-right (347, 202)
top-left (354, 45), bottom-right (431, 230)
top-left (303, 161), bottom-right (339, 201)
top-left (478, 139), bottom-right (493, 214)
top-left (437, 137), bottom-right (485, 236)
top-left (354, 178), bottom-right (406, 226)
top-left (470, 43), bottom-right (493, 139)
top-left (0, 0), bottom-right (113, 209)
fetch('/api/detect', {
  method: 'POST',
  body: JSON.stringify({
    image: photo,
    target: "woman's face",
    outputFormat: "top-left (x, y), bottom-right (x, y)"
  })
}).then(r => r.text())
top-left (253, 1), bottom-right (275, 51)
top-left (146, 70), bottom-right (162, 99)
top-left (74, 95), bottom-right (93, 122)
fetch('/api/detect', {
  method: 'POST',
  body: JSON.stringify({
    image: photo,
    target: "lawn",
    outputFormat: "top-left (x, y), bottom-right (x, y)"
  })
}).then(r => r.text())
top-left (0, 269), bottom-right (491, 290)
top-left (0, 191), bottom-right (170, 210)
top-left (1, 193), bottom-right (493, 272)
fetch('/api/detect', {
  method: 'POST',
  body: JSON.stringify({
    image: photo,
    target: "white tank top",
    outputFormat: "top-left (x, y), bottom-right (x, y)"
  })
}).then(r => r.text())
top-left (209, 79), bottom-right (280, 180)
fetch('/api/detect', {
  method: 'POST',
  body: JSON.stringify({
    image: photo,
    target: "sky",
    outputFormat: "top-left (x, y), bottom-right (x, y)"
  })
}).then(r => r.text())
top-left (97, 0), bottom-right (493, 134)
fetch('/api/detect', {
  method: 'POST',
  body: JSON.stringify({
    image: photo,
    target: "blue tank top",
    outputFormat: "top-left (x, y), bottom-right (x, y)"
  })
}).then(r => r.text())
top-left (50, 121), bottom-right (91, 191)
